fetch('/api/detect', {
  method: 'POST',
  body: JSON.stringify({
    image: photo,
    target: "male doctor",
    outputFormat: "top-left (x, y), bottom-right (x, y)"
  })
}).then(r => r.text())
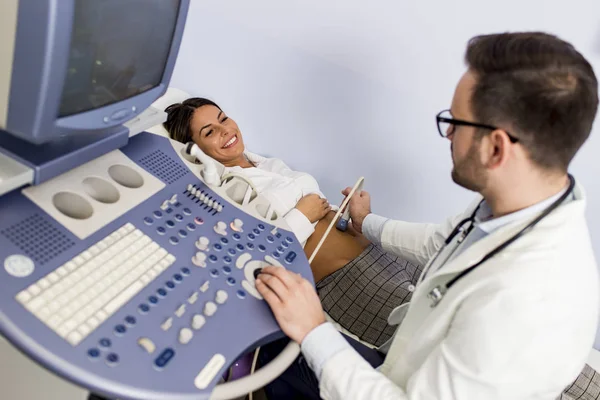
top-left (255, 31), bottom-right (600, 399)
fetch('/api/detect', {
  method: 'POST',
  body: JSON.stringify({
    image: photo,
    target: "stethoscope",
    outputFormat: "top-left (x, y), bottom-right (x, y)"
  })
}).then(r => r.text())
top-left (426, 174), bottom-right (576, 308)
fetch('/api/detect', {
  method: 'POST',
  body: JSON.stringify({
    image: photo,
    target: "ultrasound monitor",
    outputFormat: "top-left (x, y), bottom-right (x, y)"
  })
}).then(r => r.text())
top-left (0, 0), bottom-right (188, 144)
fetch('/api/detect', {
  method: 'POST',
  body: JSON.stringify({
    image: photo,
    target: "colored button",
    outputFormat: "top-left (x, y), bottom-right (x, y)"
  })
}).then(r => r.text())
top-left (125, 315), bottom-right (137, 326)
top-left (285, 251), bottom-right (297, 264)
top-left (253, 228), bottom-right (260, 235)
top-left (281, 241), bottom-right (289, 248)
top-left (222, 266), bottom-right (232, 274)
top-left (223, 256), bottom-right (232, 263)
top-left (106, 353), bottom-right (119, 366)
top-left (228, 249), bottom-right (236, 256)
top-left (266, 236), bottom-right (274, 243)
top-left (88, 348), bottom-right (100, 359)
top-left (258, 224), bottom-right (266, 230)
top-left (213, 244), bottom-right (223, 251)
top-left (210, 269), bottom-right (219, 278)
top-left (236, 244), bottom-right (244, 251)
top-left (271, 252), bottom-right (280, 259)
top-left (246, 243), bottom-right (255, 250)
top-left (144, 217), bottom-right (154, 225)
top-left (154, 348), bottom-right (175, 369)
top-left (258, 245), bottom-right (266, 252)
top-left (227, 277), bottom-right (236, 286)
top-left (209, 255), bottom-right (218, 263)
top-left (175, 214), bottom-right (184, 221)
top-left (232, 233), bottom-right (241, 241)
top-left (174, 202), bottom-right (182, 208)
top-left (99, 338), bottom-right (112, 348)
top-left (286, 236), bottom-right (293, 243)
top-left (276, 233), bottom-right (282, 239)
top-left (178, 229), bottom-right (188, 238)
top-left (187, 223), bottom-right (196, 231)
top-left (277, 246), bottom-right (284, 253)
top-left (169, 236), bottom-right (179, 245)
top-left (166, 220), bottom-right (175, 228)
top-left (153, 210), bottom-right (163, 218)
top-left (181, 267), bottom-right (191, 275)
top-left (194, 217), bottom-right (204, 225)
top-left (114, 324), bottom-right (126, 335)
top-left (183, 208), bottom-right (192, 215)
top-left (247, 233), bottom-right (256, 241)
top-left (174, 273), bottom-right (183, 282)
top-left (166, 281), bottom-right (176, 289)
top-left (220, 238), bottom-right (229, 245)
top-left (139, 304), bottom-right (150, 314)
top-left (157, 288), bottom-right (168, 297)
top-left (236, 290), bottom-right (246, 299)
top-left (157, 227), bottom-right (166, 235)
top-left (149, 295), bottom-right (159, 305)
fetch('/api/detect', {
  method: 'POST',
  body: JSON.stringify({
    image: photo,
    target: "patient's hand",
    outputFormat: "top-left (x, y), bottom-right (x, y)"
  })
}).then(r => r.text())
top-left (296, 194), bottom-right (331, 223)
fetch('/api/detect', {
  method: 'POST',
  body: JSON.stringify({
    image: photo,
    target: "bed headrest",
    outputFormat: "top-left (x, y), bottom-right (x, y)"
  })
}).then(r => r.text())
top-left (146, 87), bottom-right (192, 138)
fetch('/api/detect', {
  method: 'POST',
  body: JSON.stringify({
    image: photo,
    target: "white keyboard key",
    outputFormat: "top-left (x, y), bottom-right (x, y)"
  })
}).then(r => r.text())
top-left (95, 310), bottom-right (108, 323)
top-left (141, 275), bottom-right (151, 285)
top-left (38, 278), bottom-right (50, 289)
top-left (166, 254), bottom-right (176, 263)
top-left (28, 284), bottom-right (41, 297)
top-left (104, 281), bottom-right (144, 314)
top-left (73, 256), bottom-right (85, 265)
top-left (67, 331), bottom-right (83, 346)
top-left (16, 291), bottom-right (31, 304)
top-left (89, 245), bottom-right (101, 256)
top-left (78, 323), bottom-right (91, 337)
top-left (38, 307), bottom-right (51, 319)
top-left (81, 251), bottom-right (92, 261)
top-left (97, 241), bottom-right (108, 251)
top-left (87, 316), bottom-right (100, 329)
top-left (26, 297), bottom-right (46, 311)
top-left (65, 261), bottom-right (77, 271)
top-left (49, 301), bottom-right (60, 313)
top-left (57, 325), bottom-right (71, 338)
top-left (47, 315), bottom-right (62, 329)
top-left (125, 223), bottom-right (135, 232)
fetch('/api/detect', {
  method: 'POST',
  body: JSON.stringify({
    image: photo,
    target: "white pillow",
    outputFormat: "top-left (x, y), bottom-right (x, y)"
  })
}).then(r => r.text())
top-left (145, 87), bottom-right (192, 138)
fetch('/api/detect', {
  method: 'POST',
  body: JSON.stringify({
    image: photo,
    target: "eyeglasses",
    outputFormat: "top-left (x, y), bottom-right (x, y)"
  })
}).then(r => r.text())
top-left (436, 109), bottom-right (519, 143)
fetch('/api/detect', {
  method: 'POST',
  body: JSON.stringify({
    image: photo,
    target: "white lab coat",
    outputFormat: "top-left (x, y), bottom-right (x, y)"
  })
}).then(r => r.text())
top-left (317, 181), bottom-right (599, 400)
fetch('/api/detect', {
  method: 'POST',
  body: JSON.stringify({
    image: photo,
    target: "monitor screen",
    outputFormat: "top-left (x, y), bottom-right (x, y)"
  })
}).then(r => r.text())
top-left (58, 0), bottom-right (180, 117)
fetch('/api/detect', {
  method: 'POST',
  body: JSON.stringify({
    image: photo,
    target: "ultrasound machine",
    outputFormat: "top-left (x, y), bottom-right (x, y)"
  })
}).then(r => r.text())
top-left (0, 1), bottom-right (309, 399)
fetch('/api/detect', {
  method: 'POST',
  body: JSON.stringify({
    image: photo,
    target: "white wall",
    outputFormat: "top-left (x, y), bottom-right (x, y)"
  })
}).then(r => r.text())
top-left (171, 0), bottom-right (600, 343)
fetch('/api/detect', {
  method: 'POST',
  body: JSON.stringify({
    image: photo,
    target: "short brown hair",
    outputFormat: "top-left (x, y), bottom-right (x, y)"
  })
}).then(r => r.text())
top-left (465, 32), bottom-right (598, 171)
top-left (163, 98), bottom-right (221, 143)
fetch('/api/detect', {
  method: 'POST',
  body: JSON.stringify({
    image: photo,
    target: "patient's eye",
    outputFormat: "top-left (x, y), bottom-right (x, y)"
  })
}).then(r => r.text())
top-left (220, 116), bottom-right (229, 124)
top-left (205, 129), bottom-right (213, 137)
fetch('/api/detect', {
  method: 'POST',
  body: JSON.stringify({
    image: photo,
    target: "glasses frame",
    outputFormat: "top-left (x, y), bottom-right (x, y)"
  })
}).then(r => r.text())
top-left (436, 109), bottom-right (519, 143)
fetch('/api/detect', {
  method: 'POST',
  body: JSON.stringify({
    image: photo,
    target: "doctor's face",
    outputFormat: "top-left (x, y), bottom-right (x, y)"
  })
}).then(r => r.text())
top-left (446, 71), bottom-right (489, 192)
top-left (189, 105), bottom-right (246, 165)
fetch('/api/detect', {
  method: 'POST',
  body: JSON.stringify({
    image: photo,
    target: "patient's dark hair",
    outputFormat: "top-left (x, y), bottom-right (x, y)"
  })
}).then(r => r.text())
top-left (163, 98), bottom-right (221, 143)
top-left (465, 32), bottom-right (598, 172)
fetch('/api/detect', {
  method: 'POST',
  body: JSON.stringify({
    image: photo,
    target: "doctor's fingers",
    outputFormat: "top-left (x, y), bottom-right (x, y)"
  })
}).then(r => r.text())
top-left (261, 266), bottom-right (301, 290)
top-left (256, 273), bottom-right (290, 302)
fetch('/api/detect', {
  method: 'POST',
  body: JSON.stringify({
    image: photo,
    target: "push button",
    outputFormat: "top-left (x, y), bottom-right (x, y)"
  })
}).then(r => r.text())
top-left (154, 348), bottom-right (175, 369)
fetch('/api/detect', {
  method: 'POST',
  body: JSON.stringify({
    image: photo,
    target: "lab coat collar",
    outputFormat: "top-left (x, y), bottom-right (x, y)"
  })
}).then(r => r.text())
top-left (425, 180), bottom-right (586, 282)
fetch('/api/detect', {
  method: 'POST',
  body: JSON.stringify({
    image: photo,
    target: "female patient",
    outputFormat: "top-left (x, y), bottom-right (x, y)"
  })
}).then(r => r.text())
top-left (163, 98), bottom-right (421, 347)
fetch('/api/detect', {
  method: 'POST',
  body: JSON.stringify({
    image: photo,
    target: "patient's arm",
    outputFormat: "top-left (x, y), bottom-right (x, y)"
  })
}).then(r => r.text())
top-left (304, 210), bottom-right (370, 283)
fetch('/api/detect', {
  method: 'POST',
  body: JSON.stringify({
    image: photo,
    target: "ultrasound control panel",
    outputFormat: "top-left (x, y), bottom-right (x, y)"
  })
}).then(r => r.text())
top-left (0, 132), bottom-right (313, 400)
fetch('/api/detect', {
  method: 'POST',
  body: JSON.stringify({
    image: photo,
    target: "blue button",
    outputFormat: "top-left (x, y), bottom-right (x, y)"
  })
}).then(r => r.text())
top-left (286, 236), bottom-right (293, 243)
top-left (247, 233), bottom-right (256, 241)
top-left (174, 273), bottom-right (183, 282)
top-left (222, 266), bottom-right (232, 274)
top-left (114, 324), bottom-right (126, 335)
top-left (166, 220), bottom-right (175, 228)
top-left (253, 228), bottom-right (260, 235)
top-left (209, 254), bottom-right (218, 263)
top-left (99, 338), bottom-right (112, 348)
top-left (237, 290), bottom-right (246, 299)
top-left (277, 246), bottom-right (284, 252)
top-left (266, 236), bottom-right (274, 243)
top-left (281, 241), bottom-right (289, 248)
top-left (144, 217), bottom-right (154, 225)
top-left (194, 217), bottom-right (204, 225)
top-left (157, 227), bottom-right (166, 235)
top-left (183, 208), bottom-right (192, 215)
top-left (106, 353), bottom-right (119, 366)
top-left (210, 269), bottom-right (219, 278)
top-left (258, 224), bottom-right (266, 230)
top-left (88, 348), bottom-right (100, 359)
top-left (186, 223), bottom-right (196, 231)
top-left (220, 238), bottom-right (229, 245)
top-left (178, 229), bottom-right (188, 238)
top-left (227, 277), bottom-right (236, 285)
top-left (166, 281), bottom-right (175, 289)
top-left (228, 249), bottom-right (236, 256)
top-left (285, 251), bottom-right (297, 264)
top-left (169, 236), bottom-right (179, 245)
top-left (153, 210), bottom-right (163, 218)
top-left (165, 207), bottom-right (173, 214)
top-left (125, 315), bottom-right (137, 326)
top-left (139, 303), bottom-right (150, 314)
top-left (181, 267), bottom-right (191, 275)
top-left (223, 256), bottom-right (232, 264)
top-left (154, 348), bottom-right (175, 369)
top-left (232, 233), bottom-right (241, 241)
top-left (258, 245), bottom-right (266, 252)
top-left (213, 243), bottom-right (223, 251)
top-left (271, 252), bottom-right (280, 259)
top-left (246, 243), bottom-right (255, 250)
top-left (149, 295), bottom-right (159, 305)
top-left (174, 202), bottom-right (182, 208)
top-left (157, 288), bottom-right (167, 297)
top-left (276, 233), bottom-right (282, 239)
top-left (175, 214), bottom-right (184, 221)
top-left (236, 244), bottom-right (244, 251)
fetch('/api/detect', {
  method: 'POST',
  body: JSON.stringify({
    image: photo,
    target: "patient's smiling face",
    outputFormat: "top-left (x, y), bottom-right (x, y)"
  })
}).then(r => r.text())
top-left (189, 105), bottom-right (246, 167)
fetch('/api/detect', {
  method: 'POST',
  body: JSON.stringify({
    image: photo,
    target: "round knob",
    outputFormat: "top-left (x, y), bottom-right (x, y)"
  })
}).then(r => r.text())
top-left (204, 301), bottom-right (217, 317)
top-left (192, 252), bottom-right (207, 267)
top-left (192, 314), bottom-right (206, 330)
top-left (231, 219), bottom-right (244, 232)
top-left (195, 237), bottom-right (210, 251)
top-left (178, 328), bottom-right (193, 344)
top-left (214, 222), bottom-right (227, 235)
top-left (215, 290), bottom-right (228, 304)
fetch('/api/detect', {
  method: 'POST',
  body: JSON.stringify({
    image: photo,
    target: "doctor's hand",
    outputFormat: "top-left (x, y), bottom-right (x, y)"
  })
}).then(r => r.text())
top-left (296, 193), bottom-right (331, 223)
top-left (256, 266), bottom-right (326, 344)
top-left (341, 187), bottom-right (372, 233)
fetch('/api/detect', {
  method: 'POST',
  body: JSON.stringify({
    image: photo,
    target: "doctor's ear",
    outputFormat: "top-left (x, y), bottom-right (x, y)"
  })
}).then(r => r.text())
top-left (485, 129), bottom-right (512, 168)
